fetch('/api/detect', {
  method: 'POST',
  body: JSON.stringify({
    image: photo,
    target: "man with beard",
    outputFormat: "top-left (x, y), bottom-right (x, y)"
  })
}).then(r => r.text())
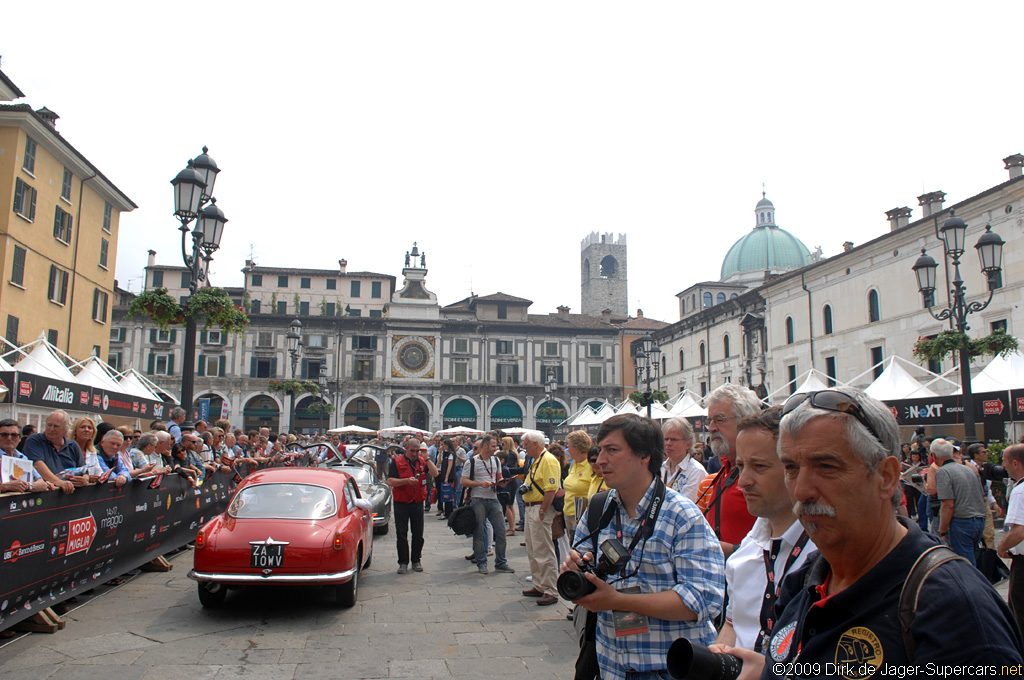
top-left (695, 384), bottom-right (761, 556)
top-left (713, 389), bottom-right (1022, 677)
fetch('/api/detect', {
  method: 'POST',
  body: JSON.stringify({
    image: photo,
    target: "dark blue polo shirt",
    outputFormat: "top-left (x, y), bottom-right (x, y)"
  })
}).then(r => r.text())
top-left (22, 433), bottom-right (84, 475)
top-left (761, 517), bottom-right (1022, 677)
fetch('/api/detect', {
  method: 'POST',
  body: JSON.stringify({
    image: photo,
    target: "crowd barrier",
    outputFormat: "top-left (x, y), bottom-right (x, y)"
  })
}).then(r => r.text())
top-left (0, 470), bottom-right (234, 631)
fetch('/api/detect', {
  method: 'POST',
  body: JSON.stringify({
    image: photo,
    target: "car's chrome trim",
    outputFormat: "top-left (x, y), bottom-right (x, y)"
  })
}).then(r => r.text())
top-left (187, 567), bottom-right (356, 584)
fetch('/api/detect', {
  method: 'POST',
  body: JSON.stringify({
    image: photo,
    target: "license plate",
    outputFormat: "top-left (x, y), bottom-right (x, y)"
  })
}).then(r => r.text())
top-left (250, 543), bottom-right (284, 568)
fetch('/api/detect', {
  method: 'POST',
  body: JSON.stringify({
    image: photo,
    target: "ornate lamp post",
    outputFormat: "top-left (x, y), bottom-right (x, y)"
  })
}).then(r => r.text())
top-left (286, 318), bottom-right (303, 434)
top-left (912, 211), bottom-right (1004, 445)
top-left (170, 147), bottom-right (226, 420)
top-left (633, 333), bottom-right (662, 419)
top-left (543, 367), bottom-right (557, 436)
top-left (318, 364), bottom-right (331, 436)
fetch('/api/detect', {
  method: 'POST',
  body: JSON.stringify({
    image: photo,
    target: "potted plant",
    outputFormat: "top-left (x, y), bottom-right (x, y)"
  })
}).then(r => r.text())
top-left (127, 287), bottom-right (249, 335)
top-left (912, 328), bottom-right (1019, 364)
top-left (127, 288), bottom-right (185, 330)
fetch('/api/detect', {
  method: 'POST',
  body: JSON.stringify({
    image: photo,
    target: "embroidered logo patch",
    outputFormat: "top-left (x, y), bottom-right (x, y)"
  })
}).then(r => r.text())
top-left (768, 621), bottom-right (797, 661)
top-left (835, 626), bottom-right (883, 678)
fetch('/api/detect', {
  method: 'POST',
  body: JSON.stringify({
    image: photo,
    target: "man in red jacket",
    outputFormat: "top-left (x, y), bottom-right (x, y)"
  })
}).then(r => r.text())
top-left (387, 439), bottom-right (438, 574)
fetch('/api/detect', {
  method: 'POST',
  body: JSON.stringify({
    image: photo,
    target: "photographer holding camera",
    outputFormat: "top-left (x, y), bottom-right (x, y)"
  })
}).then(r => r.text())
top-left (561, 414), bottom-right (725, 680)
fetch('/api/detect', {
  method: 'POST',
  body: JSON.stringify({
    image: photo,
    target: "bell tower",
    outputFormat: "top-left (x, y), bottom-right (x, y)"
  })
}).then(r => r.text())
top-left (580, 232), bottom-right (627, 317)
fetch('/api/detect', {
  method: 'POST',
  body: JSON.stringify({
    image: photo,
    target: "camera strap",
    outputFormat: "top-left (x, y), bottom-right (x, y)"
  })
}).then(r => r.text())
top-left (576, 478), bottom-right (666, 557)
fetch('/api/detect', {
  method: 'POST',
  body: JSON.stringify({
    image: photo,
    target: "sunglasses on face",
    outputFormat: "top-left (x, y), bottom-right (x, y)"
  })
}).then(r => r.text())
top-left (782, 390), bottom-right (886, 449)
top-left (0, 432), bottom-right (21, 439)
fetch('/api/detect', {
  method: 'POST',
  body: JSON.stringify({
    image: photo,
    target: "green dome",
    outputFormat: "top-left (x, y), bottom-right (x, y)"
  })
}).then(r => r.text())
top-left (720, 224), bottom-right (812, 280)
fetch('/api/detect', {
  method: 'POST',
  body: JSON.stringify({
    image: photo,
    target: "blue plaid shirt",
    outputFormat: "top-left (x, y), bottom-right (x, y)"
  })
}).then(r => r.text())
top-left (574, 479), bottom-right (725, 680)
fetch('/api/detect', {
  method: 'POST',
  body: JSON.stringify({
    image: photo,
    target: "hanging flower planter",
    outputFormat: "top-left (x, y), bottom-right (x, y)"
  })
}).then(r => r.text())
top-left (128, 287), bottom-right (249, 335)
top-left (912, 328), bottom-right (1019, 364)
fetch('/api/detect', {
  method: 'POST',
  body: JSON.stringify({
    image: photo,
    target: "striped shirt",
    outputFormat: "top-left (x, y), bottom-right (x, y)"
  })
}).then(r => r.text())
top-left (574, 479), bottom-right (725, 680)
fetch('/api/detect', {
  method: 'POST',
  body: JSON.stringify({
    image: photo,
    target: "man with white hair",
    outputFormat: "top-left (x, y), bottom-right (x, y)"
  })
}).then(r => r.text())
top-left (712, 389), bottom-right (1023, 674)
top-left (661, 417), bottom-right (706, 502)
top-left (696, 384), bottom-right (761, 556)
top-left (520, 430), bottom-right (562, 606)
top-left (23, 410), bottom-right (89, 493)
top-left (932, 437), bottom-right (987, 565)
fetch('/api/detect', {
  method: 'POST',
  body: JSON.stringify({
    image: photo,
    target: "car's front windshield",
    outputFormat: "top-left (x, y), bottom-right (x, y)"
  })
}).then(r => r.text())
top-left (343, 467), bottom-right (373, 485)
top-left (228, 483), bottom-right (336, 520)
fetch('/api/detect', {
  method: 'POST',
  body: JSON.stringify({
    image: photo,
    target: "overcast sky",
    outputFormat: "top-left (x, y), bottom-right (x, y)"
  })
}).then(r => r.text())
top-left (5, 2), bottom-right (1022, 323)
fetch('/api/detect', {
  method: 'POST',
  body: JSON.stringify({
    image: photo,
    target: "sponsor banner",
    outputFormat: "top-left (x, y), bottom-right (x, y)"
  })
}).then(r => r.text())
top-left (0, 371), bottom-right (171, 420)
top-left (0, 471), bottom-right (233, 630)
top-left (884, 390), bottom-right (1011, 427)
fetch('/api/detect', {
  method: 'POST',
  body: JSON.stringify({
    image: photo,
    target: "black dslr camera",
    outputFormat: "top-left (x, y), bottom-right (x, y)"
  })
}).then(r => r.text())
top-left (557, 538), bottom-right (630, 600)
top-left (517, 483), bottom-right (533, 496)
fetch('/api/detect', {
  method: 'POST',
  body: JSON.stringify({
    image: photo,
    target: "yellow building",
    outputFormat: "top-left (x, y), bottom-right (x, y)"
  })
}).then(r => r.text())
top-left (0, 66), bottom-right (135, 361)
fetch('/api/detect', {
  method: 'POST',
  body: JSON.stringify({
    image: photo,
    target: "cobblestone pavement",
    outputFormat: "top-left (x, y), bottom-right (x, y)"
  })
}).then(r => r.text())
top-left (0, 510), bottom-right (578, 680)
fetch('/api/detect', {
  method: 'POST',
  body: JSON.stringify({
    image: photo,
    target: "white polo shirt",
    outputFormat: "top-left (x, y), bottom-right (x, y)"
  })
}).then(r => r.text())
top-left (660, 454), bottom-right (707, 503)
top-left (1005, 480), bottom-right (1024, 556)
top-left (725, 517), bottom-right (816, 650)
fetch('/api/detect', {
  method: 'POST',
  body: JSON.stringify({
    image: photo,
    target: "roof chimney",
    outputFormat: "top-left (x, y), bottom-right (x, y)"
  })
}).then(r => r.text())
top-left (885, 206), bottom-right (913, 232)
top-left (338, 259), bottom-right (347, 274)
top-left (147, 249), bottom-right (157, 268)
top-left (35, 106), bottom-right (59, 129)
top-left (557, 305), bottom-right (570, 315)
top-left (842, 241), bottom-right (854, 252)
top-left (917, 191), bottom-right (946, 218)
top-left (636, 309), bottom-right (644, 318)
top-left (1005, 154), bottom-right (1024, 179)
top-left (601, 308), bottom-right (612, 318)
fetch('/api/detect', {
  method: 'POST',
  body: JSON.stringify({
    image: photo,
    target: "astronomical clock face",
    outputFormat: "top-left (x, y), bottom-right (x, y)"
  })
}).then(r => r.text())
top-left (392, 336), bottom-right (435, 379)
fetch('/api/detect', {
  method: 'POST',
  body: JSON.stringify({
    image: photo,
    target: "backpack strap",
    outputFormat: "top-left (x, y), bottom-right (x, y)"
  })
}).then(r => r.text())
top-left (898, 545), bottom-right (968, 661)
top-left (582, 490), bottom-right (616, 554)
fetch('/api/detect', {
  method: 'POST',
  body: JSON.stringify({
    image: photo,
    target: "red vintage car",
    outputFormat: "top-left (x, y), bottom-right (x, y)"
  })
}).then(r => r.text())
top-left (188, 467), bottom-right (373, 607)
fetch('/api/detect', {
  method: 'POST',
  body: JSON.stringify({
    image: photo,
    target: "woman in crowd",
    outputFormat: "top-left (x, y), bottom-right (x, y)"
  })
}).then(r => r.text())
top-left (500, 437), bottom-right (523, 534)
top-left (437, 438), bottom-right (458, 519)
top-left (71, 416), bottom-right (101, 476)
top-left (586, 445), bottom-right (608, 497)
top-left (562, 430), bottom-right (593, 538)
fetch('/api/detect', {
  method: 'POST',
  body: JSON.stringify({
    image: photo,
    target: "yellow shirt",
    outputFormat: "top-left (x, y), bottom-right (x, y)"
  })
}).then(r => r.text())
top-left (521, 450), bottom-right (560, 503)
top-left (587, 475), bottom-right (609, 498)
top-left (562, 460), bottom-right (593, 519)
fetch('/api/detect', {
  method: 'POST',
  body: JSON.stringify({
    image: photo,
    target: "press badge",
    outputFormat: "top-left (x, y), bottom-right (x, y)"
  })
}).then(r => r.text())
top-left (612, 586), bottom-right (649, 636)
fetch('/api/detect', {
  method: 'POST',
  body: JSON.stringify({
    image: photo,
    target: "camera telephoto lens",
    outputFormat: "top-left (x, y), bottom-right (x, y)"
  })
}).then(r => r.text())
top-left (556, 570), bottom-right (596, 601)
top-left (666, 638), bottom-right (742, 680)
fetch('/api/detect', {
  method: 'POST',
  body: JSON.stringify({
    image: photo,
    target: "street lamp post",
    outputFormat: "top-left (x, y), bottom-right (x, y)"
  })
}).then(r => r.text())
top-left (170, 147), bottom-right (226, 420)
top-left (543, 367), bottom-right (557, 436)
top-left (318, 364), bottom-right (330, 437)
top-left (286, 318), bottom-right (303, 434)
top-left (912, 211), bottom-right (1005, 446)
top-left (633, 333), bottom-right (662, 419)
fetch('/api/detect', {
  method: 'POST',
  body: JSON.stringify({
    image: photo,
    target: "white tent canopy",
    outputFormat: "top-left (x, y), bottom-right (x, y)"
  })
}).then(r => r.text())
top-left (118, 369), bottom-right (163, 401)
top-left (328, 425), bottom-right (377, 435)
top-left (561, 405), bottom-right (595, 427)
top-left (13, 341), bottom-right (78, 383)
top-left (74, 357), bottom-right (124, 392)
top-left (960, 351), bottom-right (1024, 394)
top-left (767, 368), bottom-right (852, 405)
top-left (379, 426), bottom-right (432, 438)
top-left (434, 426), bottom-right (484, 437)
top-left (668, 391), bottom-right (707, 418)
top-left (864, 357), bottom-right (938, 400)
top-left (576, 403), bottom-right (615, 426)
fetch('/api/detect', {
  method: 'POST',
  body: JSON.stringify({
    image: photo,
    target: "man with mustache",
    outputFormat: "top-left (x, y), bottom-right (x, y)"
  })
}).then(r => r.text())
top-left (695, 384), bottom-right (761, 556)
top-left (714, 389), bottom-right (1022, 677)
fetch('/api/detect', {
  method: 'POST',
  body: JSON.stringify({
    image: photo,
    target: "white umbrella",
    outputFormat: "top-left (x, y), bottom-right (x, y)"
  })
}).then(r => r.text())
top-left (327, 425), bottom-right (378, 435)
top-left (499, 427), bottom-right (530, 436)
top-left (378, 426), bottom-right (432, 439)
top-left (434, 426), bottom-right (484, 437)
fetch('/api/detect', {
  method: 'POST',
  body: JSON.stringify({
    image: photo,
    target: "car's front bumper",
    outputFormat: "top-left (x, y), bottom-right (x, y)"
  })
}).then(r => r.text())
top-left (187, 567), bottom-right (356, 584)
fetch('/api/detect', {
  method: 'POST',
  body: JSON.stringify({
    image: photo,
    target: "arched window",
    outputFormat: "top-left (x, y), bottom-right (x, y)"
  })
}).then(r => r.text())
top-left (868, 289), bottom-right (880, 323)
top-left (699, 342), bottom-right (706, 365)
top-left (723, 334), bottom-right (730, 358)
top-left (717, 292), bottom-right (726, 305)
top-left (730, 293), bottom-right (738, 299)
top-left (703, 292), bottom-right (713, 308)
top-left (823, 304), bottom-right (833, 335)
top-left (679, 350), bottom-right (685, 370)
top-left (785, 316), bottom-right (795, 345)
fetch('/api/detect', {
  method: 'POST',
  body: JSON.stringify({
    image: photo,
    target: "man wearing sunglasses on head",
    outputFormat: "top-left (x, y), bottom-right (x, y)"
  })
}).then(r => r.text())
top-left (713, 389), bottom-right (1022, 678)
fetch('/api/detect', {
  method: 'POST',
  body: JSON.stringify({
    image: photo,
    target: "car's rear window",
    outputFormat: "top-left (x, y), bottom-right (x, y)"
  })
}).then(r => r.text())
top-left (228, 483), bottom-right (337, 520)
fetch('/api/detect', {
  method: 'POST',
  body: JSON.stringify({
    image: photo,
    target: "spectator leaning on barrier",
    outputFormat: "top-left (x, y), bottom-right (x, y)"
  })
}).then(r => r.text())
top-left (97, 430), bottom-right (133, 488)
top-left (0, 418), bottom-right (52, 492)
top-left (23, 410), bottom-right (89, 493)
